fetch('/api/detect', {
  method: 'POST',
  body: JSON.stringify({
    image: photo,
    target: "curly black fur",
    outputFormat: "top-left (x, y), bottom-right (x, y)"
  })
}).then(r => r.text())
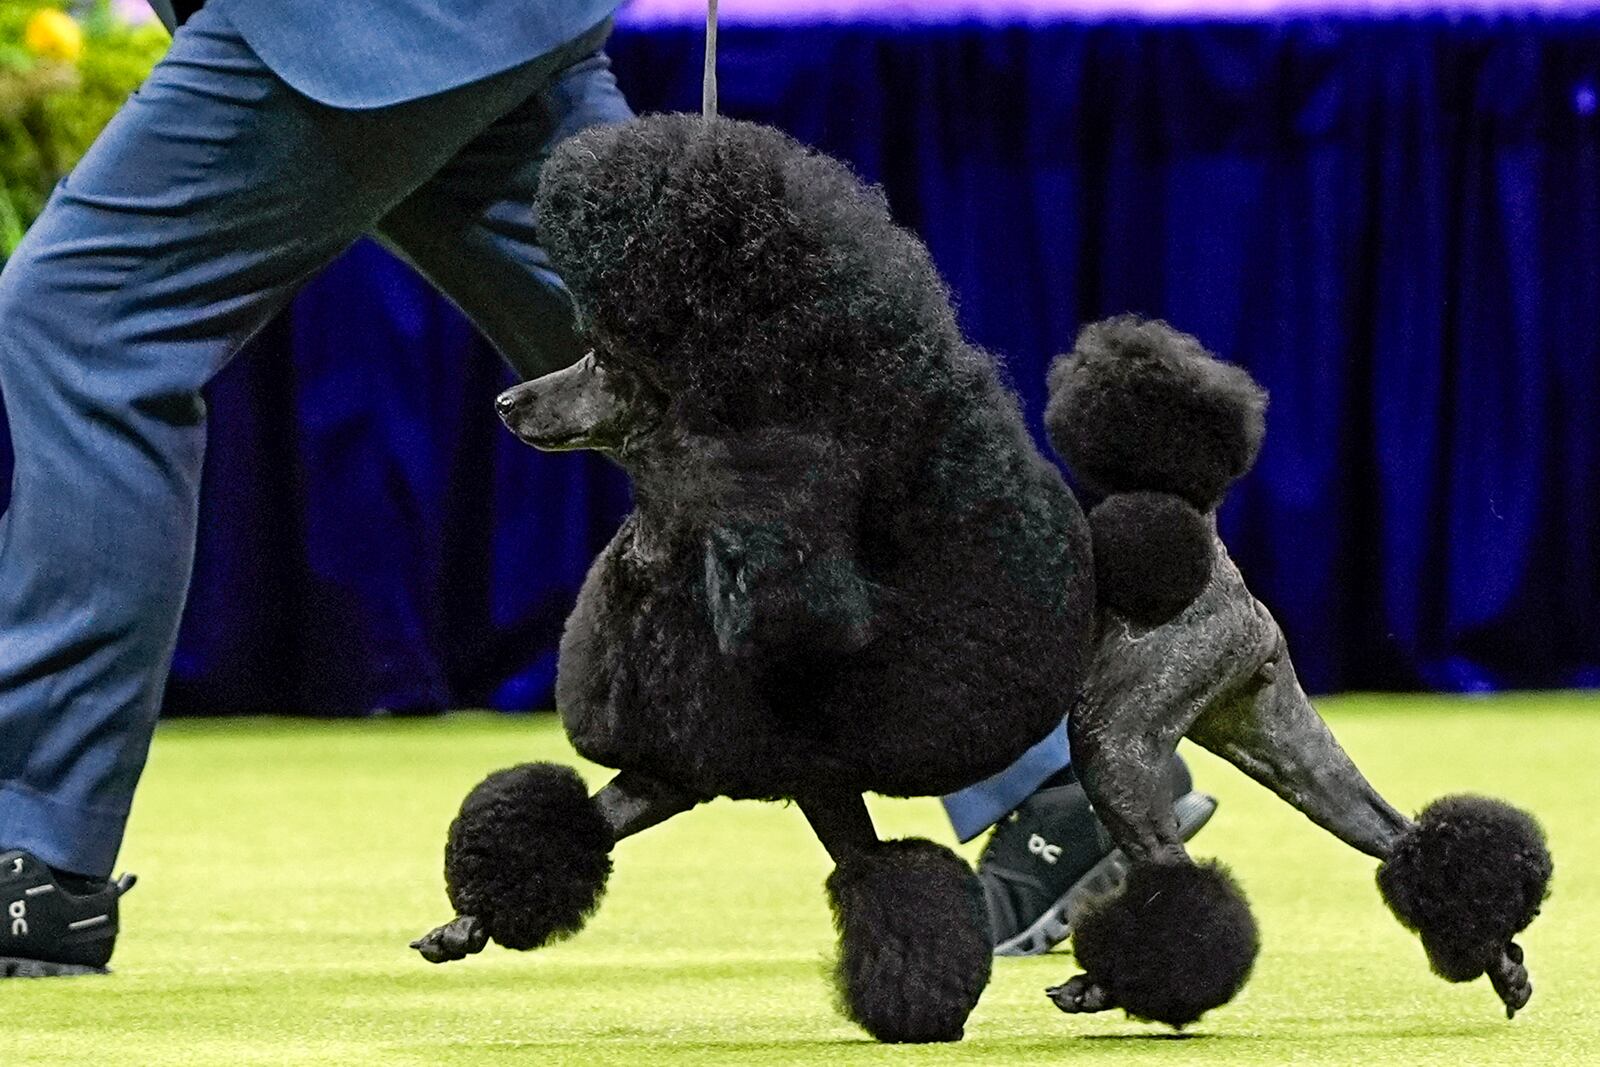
top-left (444, 763), bottom-right (613, 951)
top-left (1071, 860), bottom-right (1259, 1027)
top-left (1377, 795), bottom-right (1553, 982)
top-left (826, 839), bottom-right (991, 1043)
top-left (1089, 492), bottom-right (1214, 625)
top-left (1046, 316), bottom-right (1267, 511)
top-left (532, 115), bottom-right (1095, 801)
top-left (538, 116), bottom-right (957, 436)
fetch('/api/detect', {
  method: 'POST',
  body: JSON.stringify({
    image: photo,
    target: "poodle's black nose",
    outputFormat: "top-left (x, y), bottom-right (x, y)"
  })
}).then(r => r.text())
top-left (495, 390), bottom-right (520, 419)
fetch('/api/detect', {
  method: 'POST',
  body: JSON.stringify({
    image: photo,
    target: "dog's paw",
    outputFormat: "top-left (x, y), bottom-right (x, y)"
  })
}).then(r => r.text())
top-left (1047, 974), bottom-right (1118, 1014)
top-left (1488, 942), bottom-right (1532, 1018)
top-left (411, 914), bottom-right (489, 964)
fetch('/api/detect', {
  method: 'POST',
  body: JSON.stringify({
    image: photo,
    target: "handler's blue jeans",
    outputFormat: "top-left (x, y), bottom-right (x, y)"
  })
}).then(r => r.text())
top-left (942, 720), bottom-right (1071, 843)
top-left (0, 4), bottom-right (632, 878)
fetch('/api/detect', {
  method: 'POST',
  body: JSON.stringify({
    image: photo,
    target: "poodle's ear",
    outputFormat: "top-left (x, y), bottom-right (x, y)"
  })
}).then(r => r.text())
top-left (704, 526), bottom-right (758, 656)
top-left (703, 523), bottom-right (877, 661)
top-left (1044, 316), bottom-right (1267, 511)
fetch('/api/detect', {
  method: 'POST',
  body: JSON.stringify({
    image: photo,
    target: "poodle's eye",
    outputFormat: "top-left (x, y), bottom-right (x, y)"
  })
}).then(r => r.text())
top-left (588, 348), bottom-right (623, 378)
top-left (599, 360), bottom-right (662, 409)
top-left (609, 358), bottom-right (669, 404)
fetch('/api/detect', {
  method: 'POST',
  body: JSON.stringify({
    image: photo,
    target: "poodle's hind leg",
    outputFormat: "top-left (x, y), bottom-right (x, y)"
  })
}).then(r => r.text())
top-left (1185, 638), bottom-right (1412, 860)
top-left (1188, 616), bottom-right (1552, 1018)
top-left (807, 794), bottom-right (989, 1044)
top-left (1054, 573), bottom-right (1271, 1027)
top-left (1058, 690), bottom-right (1261, 1027)
top-left (1049, 673), bottom-right (1207, 1018)
top-left (412, 767), bottom-right (698, 963)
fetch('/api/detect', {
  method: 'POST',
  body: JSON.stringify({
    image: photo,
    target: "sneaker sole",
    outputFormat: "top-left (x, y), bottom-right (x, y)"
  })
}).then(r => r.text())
top-left (0, 957), bottom-right (110, 978)
top-left (993, 790), bottom-right (1219, 958)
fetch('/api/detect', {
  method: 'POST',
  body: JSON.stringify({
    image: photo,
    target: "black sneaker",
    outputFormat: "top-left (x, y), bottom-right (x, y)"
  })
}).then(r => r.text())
top-left (0, 850), bottom-right (136, 977)
top-left (980, 757), bottom-right (1217, 957)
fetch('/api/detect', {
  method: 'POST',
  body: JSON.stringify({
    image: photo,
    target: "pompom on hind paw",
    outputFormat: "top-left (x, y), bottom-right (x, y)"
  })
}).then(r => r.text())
top-left (1378, 795), bottom-right (1552, 986)
top-left (1067, 860), bottom-right (1259, 1028)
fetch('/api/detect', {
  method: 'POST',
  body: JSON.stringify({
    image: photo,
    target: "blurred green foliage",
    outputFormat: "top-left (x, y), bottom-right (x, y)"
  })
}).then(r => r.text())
top-left (0, 1), bottom-right (167, 256)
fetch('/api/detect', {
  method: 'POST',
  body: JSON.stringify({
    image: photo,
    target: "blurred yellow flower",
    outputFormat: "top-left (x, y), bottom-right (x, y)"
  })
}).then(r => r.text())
top-left (24, 8), bottom-right (84, 63)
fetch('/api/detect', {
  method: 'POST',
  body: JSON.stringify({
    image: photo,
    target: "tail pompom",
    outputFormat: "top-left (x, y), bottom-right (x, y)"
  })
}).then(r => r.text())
top-left (826, 838), bottom-right (991, 1043)
top-left (1045, 316), bottom-right (1266, 511)
top-left (1089, 491), bottom-right (1214, 625)
top-left (1070, 860), bottom-right (1259, 1027)
top-left (445, 762), bottom-right (613, 951)
top-left (1378, 795), bottom-right (1552, 982)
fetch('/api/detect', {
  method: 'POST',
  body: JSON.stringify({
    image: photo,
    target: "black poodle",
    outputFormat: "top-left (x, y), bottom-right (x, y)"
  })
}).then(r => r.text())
top-left (414, 114), bottom-right (1096, 1043)
top-left (1040, 316), bottom-right (1553, 1027)
top-left (412, 115), bottom-right (1553, 1040)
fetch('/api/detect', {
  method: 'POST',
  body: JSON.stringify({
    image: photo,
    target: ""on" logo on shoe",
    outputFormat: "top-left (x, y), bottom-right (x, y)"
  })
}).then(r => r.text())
top-left (1028, 834), bottom-right (1062, 864)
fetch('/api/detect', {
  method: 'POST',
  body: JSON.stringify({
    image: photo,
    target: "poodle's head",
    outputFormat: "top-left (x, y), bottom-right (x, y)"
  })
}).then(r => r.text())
top-left (495, 349), bottom-right (652, 457)
top-left (506, 114), bottom-right (961, 456)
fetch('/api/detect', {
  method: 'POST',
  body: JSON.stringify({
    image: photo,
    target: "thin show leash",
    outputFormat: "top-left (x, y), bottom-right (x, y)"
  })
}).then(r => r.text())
top-left (703, 0), bottom-right (719, 118)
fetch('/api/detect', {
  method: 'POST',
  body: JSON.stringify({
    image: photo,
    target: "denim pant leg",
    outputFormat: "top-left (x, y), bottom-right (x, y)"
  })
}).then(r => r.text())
top-left (941, 720), bottom-right (1071, 843)
top-left (0, 5), bottom-right (610, 877)
top-left (376, 47), bottom-right (635, 382)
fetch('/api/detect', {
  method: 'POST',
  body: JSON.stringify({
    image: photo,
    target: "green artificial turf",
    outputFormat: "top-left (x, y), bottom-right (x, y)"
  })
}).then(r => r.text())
top-left (8, 693), bottom-right (1599, 1066)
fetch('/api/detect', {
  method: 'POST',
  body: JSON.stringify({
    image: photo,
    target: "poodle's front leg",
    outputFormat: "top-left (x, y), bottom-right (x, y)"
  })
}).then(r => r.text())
top-left (1488, 942), bottom-right (1533, 1018)
top-left (413, 767), bottom-right (698, 964)
top-left (412, 915), bottom-right (490, 963)
top-left (594, 771), bottom-right (702, 841)
top-left (796, 790), bottom-right (878, 861)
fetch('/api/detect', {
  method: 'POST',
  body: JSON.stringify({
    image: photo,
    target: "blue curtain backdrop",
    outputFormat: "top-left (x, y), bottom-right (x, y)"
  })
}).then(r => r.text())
top-left (1, 13), bottom-right (1597, 714)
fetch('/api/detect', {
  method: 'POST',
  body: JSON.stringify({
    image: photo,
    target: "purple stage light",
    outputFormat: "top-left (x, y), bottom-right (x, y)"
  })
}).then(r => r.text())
top-left (619, 0), bottom-right (1596, 22)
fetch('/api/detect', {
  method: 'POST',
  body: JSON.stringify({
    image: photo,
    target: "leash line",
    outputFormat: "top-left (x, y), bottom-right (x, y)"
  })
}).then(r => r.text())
top-left (703, 0), bottom-right (720, 118)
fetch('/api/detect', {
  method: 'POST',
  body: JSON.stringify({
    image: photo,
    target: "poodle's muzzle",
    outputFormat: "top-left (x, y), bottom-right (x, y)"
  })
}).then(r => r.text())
top-left (497, 352), bottom-right (628, 452)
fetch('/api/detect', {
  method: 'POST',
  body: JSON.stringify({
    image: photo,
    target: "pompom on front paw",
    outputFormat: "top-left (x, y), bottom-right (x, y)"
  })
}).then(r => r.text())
top-left (410, 914), bottom-right (489, 964)
top-left (444, 763), bottom-right (614, 951)
top-left (826, 839), bottom-right (991, 1043)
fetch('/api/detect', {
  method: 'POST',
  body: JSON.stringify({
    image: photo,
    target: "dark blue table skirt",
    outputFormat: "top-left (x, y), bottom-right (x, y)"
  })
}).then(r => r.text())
top-left (2, 14), bottom-right (1597, 714)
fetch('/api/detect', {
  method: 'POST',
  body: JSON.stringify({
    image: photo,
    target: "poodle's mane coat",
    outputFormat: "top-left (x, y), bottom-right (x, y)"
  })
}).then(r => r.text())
top-left (532, 115), bottom-right (1095, 801)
